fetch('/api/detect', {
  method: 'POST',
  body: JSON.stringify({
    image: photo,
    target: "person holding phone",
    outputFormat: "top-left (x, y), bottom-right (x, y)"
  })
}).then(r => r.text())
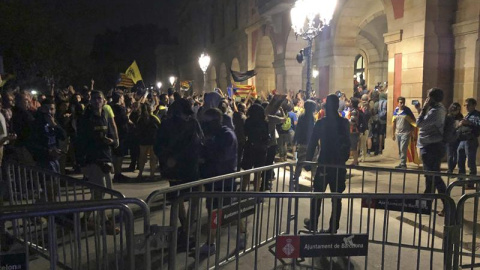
top-left (29, 99), bottom-right (66, 173)
top-left (392, 97), bottom-right (416, 169)
top-left (414, 88), bottom-right (447, 216)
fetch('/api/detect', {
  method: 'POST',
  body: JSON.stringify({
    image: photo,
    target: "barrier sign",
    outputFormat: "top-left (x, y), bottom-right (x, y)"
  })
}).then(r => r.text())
top-left (276, 234), bottom-right (368, 258)
top-left (361, 198), bottom-right (432, 215)
top-left (211, 198), bottom-right (256, 229)
top-left (0, 253), bottom-right (27, 270)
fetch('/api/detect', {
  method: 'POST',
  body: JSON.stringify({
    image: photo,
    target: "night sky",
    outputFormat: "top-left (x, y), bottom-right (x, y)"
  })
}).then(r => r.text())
top-left (42, 0), bottom-right (178, 55)
top-left (0, 0), bottom-right (179, 88)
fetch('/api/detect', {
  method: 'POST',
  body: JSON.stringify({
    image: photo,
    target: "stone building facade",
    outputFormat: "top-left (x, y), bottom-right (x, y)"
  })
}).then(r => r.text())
top-left (156, 0), bottom-right (480, 157)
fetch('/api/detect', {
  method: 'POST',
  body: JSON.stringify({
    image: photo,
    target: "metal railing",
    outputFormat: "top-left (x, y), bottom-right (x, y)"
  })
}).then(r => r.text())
top-left (145, 162), bottom-right (294, 268)
top-left (295, 161), bottom-right (480, 195)
top-left (454, 192), bottom-right (480, 270)
top-left (0, 198), bottom-right (151, 270)
top-left (3, 161), bottom-right (125, 206)
top-left (167, 192), bottom-right (457, 270)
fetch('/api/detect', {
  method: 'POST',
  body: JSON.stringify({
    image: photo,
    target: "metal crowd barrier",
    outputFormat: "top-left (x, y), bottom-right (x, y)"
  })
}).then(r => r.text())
top-left (145, 162), bottom-right (294, 268)
top-left (0, 198), bottom-right (151, 270)
top-left (295, 161), bottom-right (480, 198)
top-left (3, 161), bottom-right (125, 206)
top-left (454, 192), bottom-right (480, 270)
top-left (167, 192), bottom-right (457, 270)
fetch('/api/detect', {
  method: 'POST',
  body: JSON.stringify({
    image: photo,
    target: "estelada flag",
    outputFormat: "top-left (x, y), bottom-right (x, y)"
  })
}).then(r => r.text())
top-left (407, 127), bottom-right (420, 165)
top-left (392, 106), bottom-right (420, 165)
top-left (233, 84), bottom-right (257, 98)
top-left (125, 61), bottom-right (143, 83)
top-left (116, 73), bottom-right (135, 88)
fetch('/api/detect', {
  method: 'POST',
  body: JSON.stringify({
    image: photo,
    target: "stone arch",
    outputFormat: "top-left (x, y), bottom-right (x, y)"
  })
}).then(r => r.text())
top-left (254, 35), bottom-right (276, 95)
top-left (219, 63), bottom-right (228, 90)
top-left (330, 0), bottom-right (389, 93)
top-left (208, 65), bottom-right (217, 91)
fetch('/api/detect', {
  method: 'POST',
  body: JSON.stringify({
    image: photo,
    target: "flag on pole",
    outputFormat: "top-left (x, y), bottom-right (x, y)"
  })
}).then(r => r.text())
top-left (233, 84), bottom-right (257, 98)
top-left (230, 69), bottom-right (257, 82)
top-left (125, 61), bottom-right (143, 83)
top-left (116, 73), bottom-right (135, 88)
top-left (180, 80), bottom-right (193, 91)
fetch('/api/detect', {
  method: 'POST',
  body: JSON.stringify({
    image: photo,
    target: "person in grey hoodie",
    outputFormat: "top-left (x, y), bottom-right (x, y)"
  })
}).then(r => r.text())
top-left (414, 87), bottom-right (447, 216)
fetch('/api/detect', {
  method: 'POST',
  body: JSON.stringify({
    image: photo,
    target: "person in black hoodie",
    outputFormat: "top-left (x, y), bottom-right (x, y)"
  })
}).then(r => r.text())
top-left (293, 100), bottom-right (317, 181)
top-left (198, 108), bottom-right (245, 255)
top-left (241, 104), bottom-right (269, 191)
top-left (154, 98), bottom-right (203, 242)
top-left (304, 94), bottom-right (351, 233)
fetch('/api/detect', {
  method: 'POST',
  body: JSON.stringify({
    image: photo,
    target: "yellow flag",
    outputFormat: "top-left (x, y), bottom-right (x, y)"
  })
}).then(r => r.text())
top-left (125, 61), bottom-right (143, 83)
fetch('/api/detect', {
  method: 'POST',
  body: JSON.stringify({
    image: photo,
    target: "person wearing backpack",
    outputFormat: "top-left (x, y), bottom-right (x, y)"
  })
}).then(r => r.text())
top-left (392, 97), bottom-right (416, 169)
top-left (277, 102), bottom-right (297, 162)
top-left (414, 88), bottom-right (447, 216)
top-left (377, 93), bottom-right (388, 154)
top-left (303, 94), bottom-right (350, 233)
top-left (445, 103), bottom-right (463, 173)
top-left (457, 98), bottom-right (480, 188)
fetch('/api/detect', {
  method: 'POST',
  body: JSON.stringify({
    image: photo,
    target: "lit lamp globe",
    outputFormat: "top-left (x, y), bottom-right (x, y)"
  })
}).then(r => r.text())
top-left (169, 76), bottom-right (176, 86)
top-left (290, 0), bottom-right (337, 99)
top-left (198, 53), bottom-right (211, 74)
top-left (156, 82), bottom-right (162, 89)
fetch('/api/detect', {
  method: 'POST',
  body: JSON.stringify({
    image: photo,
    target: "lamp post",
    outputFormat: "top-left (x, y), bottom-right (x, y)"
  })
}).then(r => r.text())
top-left (198, 52), bottom-right (211, 92)
top-left (291, 0), bottom-right (337, 99)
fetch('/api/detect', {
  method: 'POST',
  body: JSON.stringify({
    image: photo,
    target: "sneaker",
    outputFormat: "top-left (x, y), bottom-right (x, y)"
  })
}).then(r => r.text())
top-left (395, 165), bottom-right (406, 169)
top-left (199, 243), bottom-right (216, 256)
top-left (303, 218), bottom-right (316, 231)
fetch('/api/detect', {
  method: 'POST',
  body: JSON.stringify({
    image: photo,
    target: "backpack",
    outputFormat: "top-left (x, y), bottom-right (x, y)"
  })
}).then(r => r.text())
top-left (378, 100), bottom-right (387, 121)
top-left (443, 115), bottom-right (457, 143)
top-left (281, 116), bottom-right (292, 131)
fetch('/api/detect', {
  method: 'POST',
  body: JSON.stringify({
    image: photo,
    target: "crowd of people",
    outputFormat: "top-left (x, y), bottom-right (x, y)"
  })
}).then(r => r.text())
top-left (1, 79), bottom-right (479, 244)
top-left (0, 81), bottom-right (392, 181)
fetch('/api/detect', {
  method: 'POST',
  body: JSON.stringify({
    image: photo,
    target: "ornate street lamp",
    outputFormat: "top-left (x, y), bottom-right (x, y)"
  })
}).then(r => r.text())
top-left (198, 52), bottom-right (211, 92)
top-left (291, 0), bottom-right (337, 99)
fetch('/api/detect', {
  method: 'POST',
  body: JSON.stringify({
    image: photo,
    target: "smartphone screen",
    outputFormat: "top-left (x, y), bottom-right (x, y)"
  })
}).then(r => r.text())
top-left (412, 100), bottom-right (419, 106)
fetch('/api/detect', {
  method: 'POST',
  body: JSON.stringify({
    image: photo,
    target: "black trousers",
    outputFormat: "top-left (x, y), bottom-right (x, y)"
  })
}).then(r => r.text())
top-left (420, 142), bottom-right (446, 206)
top-left (309, 168), bottom-right (346, 232)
